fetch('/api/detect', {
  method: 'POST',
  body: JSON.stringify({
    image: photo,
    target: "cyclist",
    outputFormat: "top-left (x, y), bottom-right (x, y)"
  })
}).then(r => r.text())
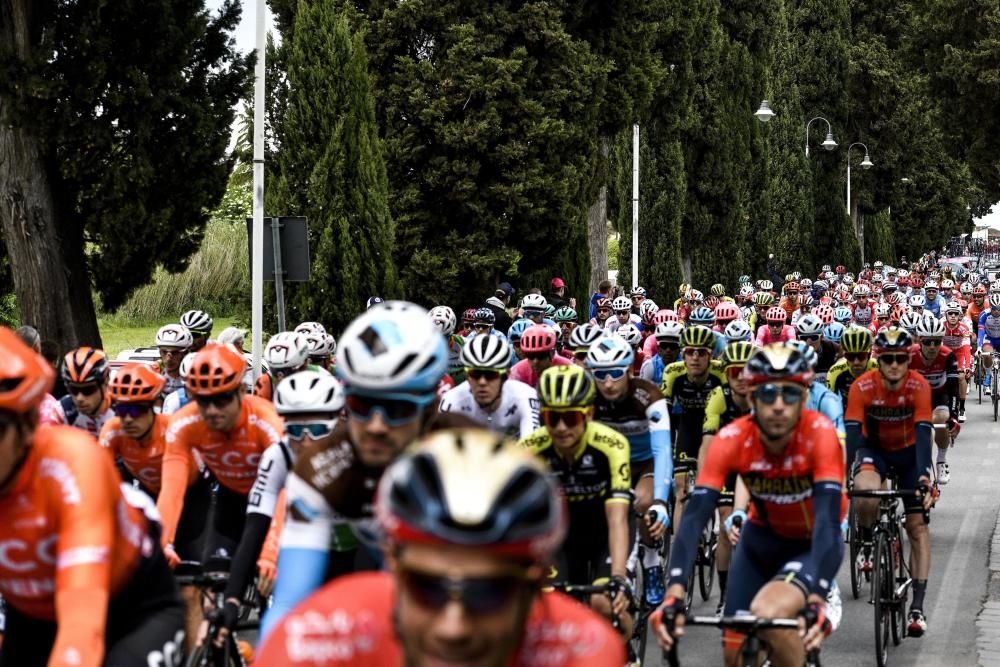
top-left (789, 341), bottom-right (847, 447)
top-left (641, 321), bottom-right (685, 385)
top-left (367, 296), bottom-right (386, 309)
top-left (827, 327), bottom-right (877, 408)
top-left (469, 307), bottom-right (503, 340)
top-left (924, 280), bottom-right (943, 317)
top-left (155, 323), bottom-right (193, 395)
top-left (213, 371), bottom-right (344, 649)
top-left (181, 309), bottom-right (214, 351)
top-left (606, 295), bottom-right (642, 333)
top-left (846, 327), bottom-right (935, 637)
top-left (521, 366), bottom-right (633, 635)
top-left (690, 306), bottom-right (727, 357)
top-left (507, 318), bottom-right (532, 364)
top-left (823, 321), bottom-right (846, 354)
top-left (616, 323), bottom-right (647, 375)
top-left (459, 308), bottom-right (477, 337)
top-left (631, 286), bottom-right (648, 314)
top-left (779, 281), bottom-right (801, 321)
top-left (253, 331), bottom-right (313, 401)
top-left (851, 284), bottom-right (874, 327)
top-left (439, 335), bottom-right (540, 439)
top-left (294, 321), bottom-right (326, 337)
top-left (256, 428), bottom-right (625, 666)
top-left (521, 294), bottom-right (556, 327)
top-left (567, 322), bottom-right (606, 368)
top-left (588, 336), bottom-right (673, 605)
top-left (509, 324), bottom-right (571, 388)
top-left (976, 294), bottom-right (1000, 395)
top-left (654, 344), bottom-right (844, 664)
top-left (700, 340), bottom-right (755, 614)
top-left (55, 347), bottom-right (114, 436)
top-left (943, 301), bottom-right (972, 421)
top-left (661, 325), bottom-right (726, 527)
top-left (748, 291), bottom-right (775, 334)
top-left (554, 306), bottom-right (578, 342)
top-left (161, 354), bottom-right (195, 415)
top-left (909, 316), bottom-right (959, 484)
top-left (304, 331), bottom-right (336, 373)
top-left (725, 319), bottom-right (753, 342)
top-left (755, 306), bottom-right (795, 345)
top-left (0, 327), bottom-right (185, 667)
top-left (968, 284), bottom-right (988, 326)
top-left (796, 314), bottom-right (838, 386)
top-left (590, 297), bottom-right (613, 328)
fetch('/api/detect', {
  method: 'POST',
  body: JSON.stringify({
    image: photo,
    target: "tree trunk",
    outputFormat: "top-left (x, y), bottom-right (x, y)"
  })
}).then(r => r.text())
top-left (587, 135), bottom-right (610, 297)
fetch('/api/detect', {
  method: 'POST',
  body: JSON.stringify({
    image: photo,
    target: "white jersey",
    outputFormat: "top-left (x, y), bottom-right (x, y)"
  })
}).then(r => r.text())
top-left (248, 440), bottom-right (295, 519)
top-left (439, 379), bottom-right (540, 439)
top-left (603, 314), bottom-right (642, 334)
top-left (163, 373), bottom-right (184, 396)
top-left (54, 395), bottom-right (114, 437)
top-left (161, 387), bottom-right (191, 415)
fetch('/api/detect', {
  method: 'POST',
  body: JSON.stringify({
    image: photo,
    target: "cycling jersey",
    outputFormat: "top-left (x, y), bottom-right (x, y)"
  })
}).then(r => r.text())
top-left (157, 395), bottom-right (284, 547)
top-left (813, 340), bottom-right (840, 386)
top-left (508, 355), bottom-right (572, 388)
top-left (978, 310), bottom-right (1000, 348)
top-left (439, 378), bottom-right (540, 439)
top-left (754, 324), bottom-right (796, 346)
top-left (98, 415), bottom-right (199, 495)
top-left (256, 572), bottom-right (625, 666)
top-left (943, 321), bottom-right (972, 370)
top-left (908, 344), bottom-right (959, 410)
top-left (924, 295), bottom-right (943, 317)
top-left (162, 373), bottom-right (184, 396)
top-left (38, 393), bottom-right (62, 426)
top-left (444, 334), bottom-right (466, 381)
top-left (603, 314), bottom-right (642, 333)
top-left (852, 302), bottom-right (874, 326)
top-left (778, 297), bottom-right (800, 321)
top-left (826, 357), bottom-right (878, 408)
top-left (968, 300), bottom-right (987, 328)
top-left (661, 361), bottom-right (726, 469)
top-left (702, 385), bottom-right (750, 436)
top-left (807, 381), bottom-right (846, 444)
top-left (160, 386), bottom-right (190, 415)
top-left (53, 395), bottom-right (114, 437)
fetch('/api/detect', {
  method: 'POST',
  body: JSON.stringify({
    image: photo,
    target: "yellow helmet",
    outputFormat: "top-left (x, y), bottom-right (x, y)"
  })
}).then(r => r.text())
top-left (841, 327), bottom-right (873, 354)
top-left (722, 341), bottom-right (755, 368)
top-left (537, 365), bottom-right (595, 409)
top-left (682, 324), bottom-right (715, 349)
top-left (678, 282), bottom-right (691, 297)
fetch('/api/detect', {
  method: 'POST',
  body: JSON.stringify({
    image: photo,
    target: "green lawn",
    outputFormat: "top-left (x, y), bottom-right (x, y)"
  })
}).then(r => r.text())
top-left (99, 317), bottom-right (237, 358)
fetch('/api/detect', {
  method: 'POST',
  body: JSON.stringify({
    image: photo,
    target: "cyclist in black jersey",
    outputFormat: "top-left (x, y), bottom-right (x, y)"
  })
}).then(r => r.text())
top-left (826, 327), bottom-right (876, 408)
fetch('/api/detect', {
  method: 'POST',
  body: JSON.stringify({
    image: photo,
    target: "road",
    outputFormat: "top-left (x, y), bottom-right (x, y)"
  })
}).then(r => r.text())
top-left (645, 392), bottom-right (998, 666)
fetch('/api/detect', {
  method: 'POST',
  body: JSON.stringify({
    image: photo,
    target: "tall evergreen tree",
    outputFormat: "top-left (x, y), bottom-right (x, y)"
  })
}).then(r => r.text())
top-left (270, 2), bottom-right (396, 332)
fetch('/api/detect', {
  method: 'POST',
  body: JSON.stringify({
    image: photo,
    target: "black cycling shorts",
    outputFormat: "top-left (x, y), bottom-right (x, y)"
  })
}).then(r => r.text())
top-left (856, 446), bottom-right (927, 516)
top-left (202, 482), bottom-right (248, 562)
top-left (550, 542), bottom-right (612, 586)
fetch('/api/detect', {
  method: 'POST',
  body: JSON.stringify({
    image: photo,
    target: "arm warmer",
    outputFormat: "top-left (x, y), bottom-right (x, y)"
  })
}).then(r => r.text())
top-left (915, 421), bottom-right (933, 480)
top-left (845, 421), bottom-right (866, 472)
top-left (224, 513), bottom-right (272, 602)
top-left (666, 487), bottom-right (721, 588)
top-left (647, 398), bottom-right (673, 503)
top-left (804, 482), bottom-right (845, 597)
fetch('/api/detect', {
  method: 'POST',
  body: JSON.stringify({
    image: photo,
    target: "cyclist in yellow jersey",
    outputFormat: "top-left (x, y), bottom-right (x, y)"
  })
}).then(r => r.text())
top-left (826, 327), bottom-right (877, 408)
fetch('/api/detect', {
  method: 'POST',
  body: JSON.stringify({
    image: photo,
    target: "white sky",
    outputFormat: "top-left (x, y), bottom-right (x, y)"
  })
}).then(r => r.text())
top-left (206, 0), bottom-right (271, 54)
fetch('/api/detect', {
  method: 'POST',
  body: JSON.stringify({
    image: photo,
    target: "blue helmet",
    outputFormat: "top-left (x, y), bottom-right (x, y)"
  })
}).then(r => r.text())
top-left (823, 321), bottom-right (846, 344)
top-left (507, 318), bottom-right (533, 343)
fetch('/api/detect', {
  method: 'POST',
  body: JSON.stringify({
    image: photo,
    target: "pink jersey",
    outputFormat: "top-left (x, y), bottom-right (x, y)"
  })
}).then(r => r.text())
top-left (754, 324), bottom-right (796, 346)
top-left (38, 393), bottom-right (62, 426)
top-left (509, 355), bottom-right (572, 388)
top-left (643, 334), bottom-right (658, 358)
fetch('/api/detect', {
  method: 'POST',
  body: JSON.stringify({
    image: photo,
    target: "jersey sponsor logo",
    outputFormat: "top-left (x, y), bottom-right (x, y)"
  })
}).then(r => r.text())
top-left (249, 456), bottom-right (275, 507)
top-left (220, 450), bottom-right (262, 470)
top-left (166, 412), bottom-right (202, 443)
top-left (744, 475), bottom-right (813, 504)
top-left (39, 458), bottom-right (81, 505)
top-left (57, 544), bottom-right (109, 569)
top-left (283, 608), bottom-right (379, 660)
top-left (0, 535), bottom-right (57, 573)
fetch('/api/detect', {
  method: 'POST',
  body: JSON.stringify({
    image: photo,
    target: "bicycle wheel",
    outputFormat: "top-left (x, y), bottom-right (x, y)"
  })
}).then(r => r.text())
top-left (873, 533), bottom-right (892, 667)
top-left (698, 512), bottom-right (717, 601)
top-left (848, 502), bottom-right (863, 599)
top-left (185, 642), bottom-right (243, 667)
top-left (891, 532), bottom-right (909, 646)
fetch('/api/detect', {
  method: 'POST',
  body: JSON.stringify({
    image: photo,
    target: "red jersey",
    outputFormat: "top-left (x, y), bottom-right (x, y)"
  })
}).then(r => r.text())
top-left (968, 300), bottom-right (987, 329)
top-left (908, 344), bottom-right (959, 394)
top-left (845, 370), bottom-right (933, 452)
top-left (943, 321), bottom-right (972, 369)
top-left (697, 412), bottom-right (844, 540)
top-left (256, 572), bottom-right (625, 666)
top-left (98, 415), bottom-right (199, 495)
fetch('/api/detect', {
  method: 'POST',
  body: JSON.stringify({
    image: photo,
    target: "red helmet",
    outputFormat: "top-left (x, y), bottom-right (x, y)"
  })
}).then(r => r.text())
top-left (714, 302), bottom-right (740, 322)
top-left (186, 344), bottom-right (246, 396)
top-left (883, 292), bottom-right (902, 305)
top-left (783, 281), bottom-right (801, 294)
top-left (519, 325), bottom-right (557, 354)
top-left (836, 265), bottom-right (846, 274)
top-left (463, 308), bottom-right (477, 323)
top-left (108, 364), bottom-right (167, 403)
top-left (704, 295), bottom-right (720, 310)
top-left (765, 306), bottom-right (787, 323)
top-left (0, 327), bottom-right (54, 414)
top-left (975, 284), bottom-right (988, 296)
top-left (595, 298), bottom-right (612, 310)
top-left (890, 304), bottom-right (907, 323)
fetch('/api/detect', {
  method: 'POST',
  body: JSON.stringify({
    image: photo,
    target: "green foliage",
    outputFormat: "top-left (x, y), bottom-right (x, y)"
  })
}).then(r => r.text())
top-left (864, 210), bottom-right (896, 265)
top-left (0, 255), bottom-right (15, 327)
top-left (607, 237), bottom-right (620, 271)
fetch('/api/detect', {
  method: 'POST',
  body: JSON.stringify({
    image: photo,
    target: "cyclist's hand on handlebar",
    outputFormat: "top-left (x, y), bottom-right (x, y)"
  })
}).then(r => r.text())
top-left (724, 509), bottom-right (746, 545)
top-left (608, 576), bottom-right (632, 617)
top-left (646, 504), bottom-right (670, 540)
top-left (651, 590), bottom-right (687, 650)
top-left (798, 598), bottom-right (831, 651)
top-left (163, 544), bottom-right (181, 569)
top-left (917, 477), bottom-right (937, 511)
top-left (210, 599), bottom-right (241, 648)
top-left (257, 560), bottom-right (277, 598)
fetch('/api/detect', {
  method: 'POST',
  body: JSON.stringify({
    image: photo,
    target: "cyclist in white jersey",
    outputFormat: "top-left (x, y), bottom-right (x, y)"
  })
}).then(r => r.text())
top-left (605, 295), bottom-right (643, 333)
top-left (439, 334), bottom-right (540, 439)
top-left (55, 346), bottom-right (115, 436)
top-left (155, 323), bottom-right (192, 395)
top-left (161, 354), bottom-right (196, 415)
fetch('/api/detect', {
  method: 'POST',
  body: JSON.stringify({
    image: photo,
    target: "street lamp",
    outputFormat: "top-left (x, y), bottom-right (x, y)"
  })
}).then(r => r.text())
top-left (754, 100), bottom-right (775, 123)
top-left (846, 142), bottom-right (873, 264)
top-left (805, 117), bottom-right (837, 156)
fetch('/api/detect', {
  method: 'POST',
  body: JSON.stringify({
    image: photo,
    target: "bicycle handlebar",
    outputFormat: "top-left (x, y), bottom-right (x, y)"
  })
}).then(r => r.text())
top-left (847, 489), bottom-right (920, 498)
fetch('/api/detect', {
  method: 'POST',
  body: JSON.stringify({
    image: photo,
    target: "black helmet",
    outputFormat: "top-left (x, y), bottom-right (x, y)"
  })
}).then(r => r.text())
top-left (743, 343), bottom-right (814, 387)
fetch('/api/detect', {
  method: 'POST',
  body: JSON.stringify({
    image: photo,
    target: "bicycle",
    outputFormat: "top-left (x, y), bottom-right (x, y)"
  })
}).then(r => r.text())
top-left (175, 560), bottom-right (261, 667)
top-left (846, 488), bottom-right (924, 667)
top-left (663, 614), bottom-right (822, 667)
top-left (680, 465), bottom-right (717, 610)
top-left (630, 509), bottom-right (673, 665)
top-left (973, 349), bottom-right (985, 404)
top-left (549, 579), bottom-right (642, 662)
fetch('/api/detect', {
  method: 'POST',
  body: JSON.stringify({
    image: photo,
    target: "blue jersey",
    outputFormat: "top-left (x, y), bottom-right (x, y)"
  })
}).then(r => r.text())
top-left (808, 380), bottom-right (845, 441)
top-left (925, 295), bottom-right (943, 317)
top-left (978, 310), bottom-right (1000, 347)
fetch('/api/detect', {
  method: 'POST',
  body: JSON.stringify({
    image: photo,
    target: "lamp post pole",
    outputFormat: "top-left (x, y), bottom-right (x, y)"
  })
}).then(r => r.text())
top-left (846, 142), bottom-right (873, 264)
top-left (250, 0), bottom-right (266, 380)
top-left (805, 117), bottom-right (837, 156)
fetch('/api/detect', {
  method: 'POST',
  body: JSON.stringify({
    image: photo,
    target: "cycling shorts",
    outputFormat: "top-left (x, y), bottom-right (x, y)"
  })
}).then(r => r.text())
top-left (550, 542), bottom-right (612, 587)
top-left (855, 446), bottom-right (926, 516)
top-left (203, 483), bottom-right (248, 562)
top-left (631, 458), bottom-right (654, 490)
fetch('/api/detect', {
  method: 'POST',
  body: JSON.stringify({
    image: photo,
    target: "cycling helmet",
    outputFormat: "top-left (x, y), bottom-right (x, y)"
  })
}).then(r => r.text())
top-left (744, 344), bottom-right (814, 387)
top-left (823, 322), bottom-right (846, 344)
top-left (960, 282), bottom-right (973, 295)
top-left (611, 296), bottom-right (632, 312)
top-left (180, 309), bottom-right (213, 334)
top-left (835, 265), bottom-right (846, 274)
top-left (754, 292), bottom-right (775, 307)
top-left (178, 353), bottom-right (195, 379)
top-left (538, 365), bottom-right (595, 408)
top-left (265, 332), bottom-right (310, 372)
top-left (799, 294), bottom-right (815, 308)
top-left (945, 301), bottom-right (963, 315)
top-left (553, 307), bottom-right (578, 323)
top-left (722, 341), bottom-right (755, 368)
top-left (738, 285), bottom-right (755, 301)
top-left (908, 295), bottom-right (926, 308)
top-left (842, 276), bottom-right (856, 287)
top-left (687, 289), bottom-right (705, 303)
top-left (108, 364), bottom-right (166, 403)
top-left (473, 308), bottom-right (496, 325)
top-left (787, 340), bottom-right (818, 370)
top-left (783, 281), bottom-right (801, 294)
top-left (615, 324), bottom-right (643, 349)
top-left (367, 296), bottom-right (385, 309)
top-left (544, 305), bottom-right (556, 318)
top-left (375, 428), bottom-right (566, 560)
top-left (915, 315), bottom-right (945, 339)
top-left (336, 301), bottom-right (448, 394)
top-left (568, 323), bottom-right (605, 350)
top-left (507, 319), bottom-right (532, 343)
top-left (683, 324), bottom-right (715, 349)
top-left (519, 325), bottom-right (557, 354)
top-left (0, 327), bottom-right (54, 413)
top-left (875, 303), bottom-right (891, 319)
top-left (461, 334), bottom-right (512, 369)
top-left (429, 306), bottom-right (458, 336)
top-left (821, 264), bottom-right (832, 272)
top-left (186, 343), bottom-right (246, 396)
top-left (940, 279), bottom-right (955, 290)
top-left (155, 324), bottom-right (193, 349)
top-left (725, 320), bottom-right (753, 342)
top-left (521, 294), bottom-right (548, 312)
top-left (690, 306), bottom-right (716, 325)
top-left (217, 327), bottom-right (247, 348)
top-left (62, 347), bottom-right (109, 385)
top-left (975, 284), bottom-right (988, 296)
top-left (833, 307), bottom-right (853, 324)
top-left (990, 294), bottom-right (1000, 309)
top-left (969, 272), bottom-right (981, 283)
top-left (738, 275), bottom-right (752, 285)
top-left (273, 370), bottom-right (344, 416)
top-left (587, 336), bottom-right (634, 369)
top-left (758, 280), bottom-right (774, 291)
top-left (640, 300), bottom-right (659, 317)
top-left (678, 283), bottom-right (691, 297)
top-left (305, 332), bottom-right (336, 359)
top-left (812, 304), bottom-right (835, 325)
top-left (872, 273), bottom-right (885, 284)
top-left (841, 327), bottom-right (874, 354)
top-left (883, 292), bottom-right (902, 305)
top-left (795, 314), bottom-right (824, 337)
top-left (631, 286), bottom-right (647, 298)
top-left (765, 306), bottom-right (787, 324)
top-left (898, 312), bottom-right (923, 335)
top-left (463, 308), bottom-right (477, 324)
top-left (853, 285), bottom-right (870, 298)
top-left (294, 321), bottom-right (327, 336)
top-left (875, 327), bottom-right (912, 353)
top-left (654, 321), bottom-right (685, 344)
top-left (710, 283), bottom-right (726, 297)
top-left (714, 302), bottom-right (740, 323)
top-left (924, 280), bottom-right (939, 290)
top-left (800, 278), bottom-right (813, 289)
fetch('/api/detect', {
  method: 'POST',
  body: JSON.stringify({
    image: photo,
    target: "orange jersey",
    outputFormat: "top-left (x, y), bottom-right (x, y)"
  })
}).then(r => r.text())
top-left (698, 411), bottom-right (844, 540)
top-left (968, 300), bottom-right (986, 327)
top-left (845, 369), bottom-right (932, 452)
top-left (98, 415), bottom-right (198, 495)
top-left (0, 425), bottom-right (150, 667)
top-left (158, 396), bottom-right (283, 545)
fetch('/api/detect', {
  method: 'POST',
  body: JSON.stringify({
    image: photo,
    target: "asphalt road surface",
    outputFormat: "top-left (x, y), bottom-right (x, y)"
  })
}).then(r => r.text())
top-left (645, 391), bottom-right (998, 666)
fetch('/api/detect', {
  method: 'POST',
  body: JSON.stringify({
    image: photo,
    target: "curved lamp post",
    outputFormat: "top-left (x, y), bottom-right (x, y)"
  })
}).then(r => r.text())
top-left (806, 117), bottom-right (837, 156)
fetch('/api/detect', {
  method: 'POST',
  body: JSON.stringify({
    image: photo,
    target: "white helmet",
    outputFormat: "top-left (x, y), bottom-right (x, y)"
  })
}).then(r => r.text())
top-left (273, 370), bottom-right (344, 416)
top-left (521, 294), bottom-right (548, 311)
top-left (335, 301), bottom-right (447, 394)
top-left (899, 312), bottom-right (923, 335)
top-left (217, 326), bottom-right (246, 348)
top-left (725, 320), bottom-right (753, 342)
top-left (654, 321), bottom-right (685, 344)
top-left (429, 306), bottom-right (458, 336)
top-left (925, 280), bottom-right (939, 290)
top-left (156, 324), bottom-right (193, 349)
top-left (586, 336), bottom-right (634, 369)
top-left (615, 323), bottom-right (643, 348)
top-left (265, 332), bottom-right (311, 371)
top-left (294, 321), bottom-right (327, 336)
top-left (908, 294), bottom-right (926, 308)
top-left (915, 315), bottom-right (945, 339)
top-left (179, 353), bottom-right (196, 380)
top-left (875, 303), bottom-right (892, 318)
top-left (460, 334), bottom-right (512, 369)
top-left (853, 284), bottom-right (870, 298)
top-left (795, 314), bottom-right (825, 337)
top-left (611, 296), bottom-right (632, 312)
top-left (305, 332), bottom-right (336, 358)
top-left (180, 310), bottom-right (213, 334)
top-left (568, 323), bottom-right (606, 349)
top-left (940, 279), bottom-right (955, 290)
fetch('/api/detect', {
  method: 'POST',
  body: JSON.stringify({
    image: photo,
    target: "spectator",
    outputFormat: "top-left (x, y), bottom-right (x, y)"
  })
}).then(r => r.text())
top-left (485, 282), bottom-right (515, 334)
top-left (589, 279), bottom-right (613, 320)
top-left (14, 325), bottom-right (40, 352)
top-left (546, 277), bottom-right (567, 310)
top-left (40, 340), bottom-right (68, 399)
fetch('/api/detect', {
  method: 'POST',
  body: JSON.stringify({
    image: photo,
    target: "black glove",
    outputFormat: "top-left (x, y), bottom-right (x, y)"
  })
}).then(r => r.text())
top-left (653, 595), bottom-right (686, 634)
top-left (215, 599), bottom-right (241, 636)
top-left (798, 601), bottom-right (832, 637)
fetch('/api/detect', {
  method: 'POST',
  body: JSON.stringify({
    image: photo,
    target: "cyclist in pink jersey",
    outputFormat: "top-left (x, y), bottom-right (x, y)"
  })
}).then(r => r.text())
top-left (754, 306), bottom-right (796, 345)
top-left (509, 325), bottom-right (571, 388)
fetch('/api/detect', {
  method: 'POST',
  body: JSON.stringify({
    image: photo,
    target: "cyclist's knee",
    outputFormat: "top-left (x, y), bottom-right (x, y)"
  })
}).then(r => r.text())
top-left (749, 581), bottom-right (803, 620)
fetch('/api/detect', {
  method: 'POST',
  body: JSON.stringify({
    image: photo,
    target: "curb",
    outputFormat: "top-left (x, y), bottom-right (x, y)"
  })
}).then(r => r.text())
top-left (977, 507), bottom-right (1000, 666)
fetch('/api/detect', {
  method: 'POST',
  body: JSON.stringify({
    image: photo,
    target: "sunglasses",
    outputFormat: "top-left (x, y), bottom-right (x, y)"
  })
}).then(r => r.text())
top-left (754, 383), bottom-right (804, 405)
top-left (467, 368), bottom-right (505, 382)
top-left (473, 324), bottom-right (492, 331)
top-left (399, 569), bottom-right (524, 617)
top-left (159, 348), bottom-right (186, 357)
top-left (684, 348), bottom-right (710, 358)
top-left (524, 351), bottom-right (552, 361)
top-left (921, 339), bottom-right (942, 346)
top-left (190, 330), bottom-right (210, 338)
top-left (541, 408), bottom-right (588, 428)
top-left (879, 353), bottom-right (910, 366)
top-left (592, 367), bottom-right (627, 381)
top-left (68, 384), bottom-right (100, 397)
top-left (798, 334), bottom-right (821, 342)
top-left (844, 352), bottom-right (870, 362)
top-left (285, 420), bottom-right (337, 440)
top-left (194, 391), bottom-right (238, 409)
top-left (725, 366), bottom-right (746, 379)
top-left (113, 403), bottom-right (153, 419)
top-left (597, 308), bottom-right (611, 315)
top-left (657, 341), bottom-right (679, 351)
top-left (573, 350), bottom-right (590, 360)
top-left (345, 391), bottom-right (435, 426)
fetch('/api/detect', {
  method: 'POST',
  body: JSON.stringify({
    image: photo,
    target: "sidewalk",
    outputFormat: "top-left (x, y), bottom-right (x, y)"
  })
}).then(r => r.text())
top-left (977, 508), bottom-right (1000, 666)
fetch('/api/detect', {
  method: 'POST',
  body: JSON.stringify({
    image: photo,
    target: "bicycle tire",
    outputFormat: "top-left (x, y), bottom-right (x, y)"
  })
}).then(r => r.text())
top-left (698, 513), bottom-right (717, 601)
top-left (629, 553), bottom-right (647, 665)
top-left (185, 641), bottom-right (243, 667)
top-left (891, 531), bottom-right (909, 646)
top-left (848, 502), bottom-right (862, 599)
top-left (873, 533), bottom-right (892, 667)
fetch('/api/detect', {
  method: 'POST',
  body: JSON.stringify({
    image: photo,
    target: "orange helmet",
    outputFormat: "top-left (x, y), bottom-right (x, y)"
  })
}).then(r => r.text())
top-left (186, 344), bottom-right (246, 396)
top-left (61, 347), bottom-right (109, 385)
top-left (0, 327), bottom-right (54, 413)
top-left (108, 364), bottom-right (166, 403)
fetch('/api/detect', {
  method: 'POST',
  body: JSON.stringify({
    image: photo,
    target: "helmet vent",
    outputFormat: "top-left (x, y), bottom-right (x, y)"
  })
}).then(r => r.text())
top-left (359, 326), bottom-right (387, 356)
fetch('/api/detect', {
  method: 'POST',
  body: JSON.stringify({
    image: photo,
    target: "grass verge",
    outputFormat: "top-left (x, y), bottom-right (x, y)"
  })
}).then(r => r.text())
top-left (99, 317), bottom-right (237, 359)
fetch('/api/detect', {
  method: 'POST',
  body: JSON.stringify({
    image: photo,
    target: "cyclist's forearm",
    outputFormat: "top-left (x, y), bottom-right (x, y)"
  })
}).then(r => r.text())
top-left (650, 427), bottom-right (673, 502)
top-left (225, 512), bottom-right (272, 602)
top-left (606, 502), bottom-right (630, 578)
top-left (915, 422), bottom-right (934, 479)
top-left (807, 483), bottom-right (844, 597)
top-left (666, 487), bottom-right (722, 588)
